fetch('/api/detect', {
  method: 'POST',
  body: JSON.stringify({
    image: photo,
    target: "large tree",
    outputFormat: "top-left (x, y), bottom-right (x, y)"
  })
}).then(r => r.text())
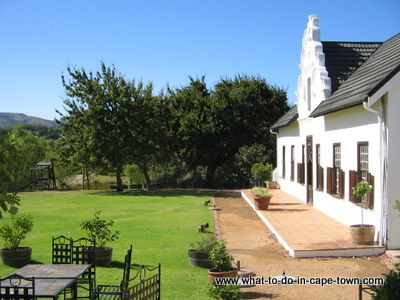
top-left (60, 63), bottom-right (135, 191)
top-left (168, 75), bottom-right (289, 187)
top-left (59, 63), bottom-right (165, 190)
top-left (124, 87), bottom-right (169, 187)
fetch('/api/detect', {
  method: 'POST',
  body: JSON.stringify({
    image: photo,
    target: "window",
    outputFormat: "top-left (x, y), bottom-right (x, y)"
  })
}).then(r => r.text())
top-left (290, 145), bottom-right (295, 181)
top-left (349, 142), bottom-right (373, 208)
top-left (316, 144), bottom-right (324, 190)
top-left (358, 143), bottom-right (369, 182)
top-left (327, 143), bottom-right (344, 198)
top-left (282, 146), bottom-right (286, 178)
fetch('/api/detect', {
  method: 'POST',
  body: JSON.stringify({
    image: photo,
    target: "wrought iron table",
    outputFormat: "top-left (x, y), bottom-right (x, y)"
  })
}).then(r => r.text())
top-left (10, 264), bottom-right (91, 299)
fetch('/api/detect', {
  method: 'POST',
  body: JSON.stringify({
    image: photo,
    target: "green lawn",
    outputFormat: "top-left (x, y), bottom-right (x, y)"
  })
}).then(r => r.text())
top-left (0, 190), bottom-right (215, 299)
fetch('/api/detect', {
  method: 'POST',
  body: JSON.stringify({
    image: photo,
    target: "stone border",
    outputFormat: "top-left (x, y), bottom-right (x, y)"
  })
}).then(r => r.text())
top-left (211, 192), bottom-right (222, 240)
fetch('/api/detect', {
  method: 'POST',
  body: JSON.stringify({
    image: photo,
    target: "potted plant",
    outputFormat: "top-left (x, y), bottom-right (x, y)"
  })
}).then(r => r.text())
top-left (350, 181), bottom-right (375, 245)
top-left (0, 214), bottom-right (34, 267)
top-left (208, 283), bottom-right (242, 300)
top-left (252, 187), bottom-right (272, 210)
top-left (80, 211), bottom-right (120, 266)
top-left (188, 234), bottom-right (217, 268)
top-left (208, 239), bottom-right (237, 283)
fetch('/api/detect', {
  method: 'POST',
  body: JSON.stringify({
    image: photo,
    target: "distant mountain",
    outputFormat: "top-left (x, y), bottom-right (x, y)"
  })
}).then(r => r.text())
top-left (0, 112), bottom-right (58, 127)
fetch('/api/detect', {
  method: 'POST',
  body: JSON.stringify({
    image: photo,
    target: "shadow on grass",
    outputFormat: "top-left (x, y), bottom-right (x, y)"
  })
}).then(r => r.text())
top-left (241, 291), bottom-right (279, 299)
top-left (110, 260), bottom-right (125, 269)
top-left (87, 189), bottom-right (213, 198)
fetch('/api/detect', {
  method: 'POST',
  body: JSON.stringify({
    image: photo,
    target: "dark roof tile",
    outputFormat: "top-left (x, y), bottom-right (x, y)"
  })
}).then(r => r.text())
top-left (311, 33), bottom-right (400, 117)
top-left (270, 105), bottom-right (298, 131)
top-left (322, 41), bottom-right (382, 93)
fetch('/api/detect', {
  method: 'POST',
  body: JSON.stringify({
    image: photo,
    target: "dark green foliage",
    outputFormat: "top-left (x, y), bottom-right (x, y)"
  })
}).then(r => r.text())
top-left (59, 62), bottom-right (169, 190)
top-left (0, 127), bottom-right (54, 216)
top-left (371, 270), bottom-right (400, 299)
top-left (189, 234), bottom-right (218, 253)
top-left (0, 214), bottom-right (34, 249)
top-left (167, 75), bottom-right (289, 187)
top-left (80, 211), bottom-right (120, 247)
top-left (208, 239), bottom-right (234, 272)
top-left (208, 284), bottom-right (241, 300)
top-left (0, 128), bottom-right (47, 192)
top-left (57, 64), bottom-right (288, 189)
top-left (251, 163), bottom-right (273, 182)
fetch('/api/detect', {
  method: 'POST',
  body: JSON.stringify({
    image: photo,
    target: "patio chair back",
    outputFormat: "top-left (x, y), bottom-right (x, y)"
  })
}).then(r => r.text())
top-left (120, 244), bottom-right (133, 293)
top-left (0, 274), bottom-right (35, 300)
top-left (52, 235), bottom-right (73, 264)
top-left (71, 237), bottom-right (96, 265)
top-left (72, 237), bottom-right (96, 299)
top-left (125, 264), bottom-right (161, 300)
top-left (92, 245), bottom-right (133, 300)
top-left (123, 245), bottom-right (133, 281)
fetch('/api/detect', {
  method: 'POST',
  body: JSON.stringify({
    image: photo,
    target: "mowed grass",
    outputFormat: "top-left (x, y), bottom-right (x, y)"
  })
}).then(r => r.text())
top-left (0, 190), bottom-right (215, 299)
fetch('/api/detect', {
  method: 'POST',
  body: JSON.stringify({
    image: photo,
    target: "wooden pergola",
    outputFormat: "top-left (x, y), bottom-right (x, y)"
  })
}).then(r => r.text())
top-left (29, 161), bottom-right (57, 190)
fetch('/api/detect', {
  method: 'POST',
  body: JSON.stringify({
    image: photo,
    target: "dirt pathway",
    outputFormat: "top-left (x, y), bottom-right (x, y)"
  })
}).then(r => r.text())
top-left (213, 191), bottom-right (391, 300)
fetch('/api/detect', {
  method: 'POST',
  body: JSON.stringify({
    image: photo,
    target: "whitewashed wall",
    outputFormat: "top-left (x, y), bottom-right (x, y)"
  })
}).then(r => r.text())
top-left (274, 13), bottom-right (400, 248)
top-left (386, 80), bottom-right (400, 248)
top-left (276, 106), bottom-right (382, 240)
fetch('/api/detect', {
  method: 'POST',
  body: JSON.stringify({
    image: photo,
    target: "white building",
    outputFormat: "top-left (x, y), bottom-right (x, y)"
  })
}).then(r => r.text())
top-left (271, 15), bottom-right (400, 249)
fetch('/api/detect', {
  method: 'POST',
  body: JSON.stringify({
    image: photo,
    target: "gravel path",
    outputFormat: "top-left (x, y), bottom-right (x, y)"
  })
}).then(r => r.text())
top-left (213, 190), bottom-right (391, 300)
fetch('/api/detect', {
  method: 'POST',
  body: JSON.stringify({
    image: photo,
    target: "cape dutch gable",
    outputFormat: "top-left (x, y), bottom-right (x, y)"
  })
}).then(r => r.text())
top-left (271, 15), bottom-right (400, 249)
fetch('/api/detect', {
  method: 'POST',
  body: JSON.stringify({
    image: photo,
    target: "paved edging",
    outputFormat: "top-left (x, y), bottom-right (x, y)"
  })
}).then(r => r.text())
top-left (241, 190), bottom-right (294, 256)
top-left (241, 190), bottom-right (386, 258)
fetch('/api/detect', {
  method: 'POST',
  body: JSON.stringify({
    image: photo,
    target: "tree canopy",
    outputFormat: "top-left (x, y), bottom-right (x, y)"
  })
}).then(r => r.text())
top-left (167, 75), bottom-right (288, 186)
top-left (59, 62), bottom-right (166, 190)
top-left (58, 63), bottom-right (289, 188)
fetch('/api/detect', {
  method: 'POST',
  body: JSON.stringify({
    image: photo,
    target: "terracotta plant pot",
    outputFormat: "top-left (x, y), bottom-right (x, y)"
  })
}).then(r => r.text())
top-left (254, 196), bottom-right (272, 210)
top-left (0, 247), bottom-right (32, 268)
top-left (188, 250), bottom-right (212, 268)
top-left (208, 268), bottom-right (238, 283)
top-left (267, 181), bottom-right (278, 189)
top-left (350, 224), bottom-right (375, 245)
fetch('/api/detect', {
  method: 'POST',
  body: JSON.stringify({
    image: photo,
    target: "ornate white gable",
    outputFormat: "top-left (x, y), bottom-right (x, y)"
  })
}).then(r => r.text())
top-left (296, 15), bottom-right (331, 120)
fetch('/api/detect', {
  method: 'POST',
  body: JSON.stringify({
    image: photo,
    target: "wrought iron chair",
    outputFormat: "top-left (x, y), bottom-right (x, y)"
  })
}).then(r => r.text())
top-left (358, 283), bottom-right (376, 299)
top-left (0, 274), bottom-right (36, 300)
top-left (91, 245), bottom-right (133, 300)
top-left (72, 237), bottom-right (97, 299)
top-left (125, 264), bottom-right (161, 300)
top-left (52, 235), bottom-right (73, 264)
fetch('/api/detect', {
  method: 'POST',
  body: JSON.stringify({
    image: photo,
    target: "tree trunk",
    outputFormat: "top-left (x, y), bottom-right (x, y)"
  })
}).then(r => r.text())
top-left (139, 163), bottom-right (151, 187)
top-left (205, 165), bottom-right (217, 188)
top-left (82, 168), bottom-right (85, 190)
top-left (116, 166), bottom-right (123, 192)
top-left (86, 167), bottom-right (90, 190)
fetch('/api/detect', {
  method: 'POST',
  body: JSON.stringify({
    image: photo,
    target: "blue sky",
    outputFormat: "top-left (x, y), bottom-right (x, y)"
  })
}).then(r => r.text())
top-left (0, 0), bottom-right (399, 120)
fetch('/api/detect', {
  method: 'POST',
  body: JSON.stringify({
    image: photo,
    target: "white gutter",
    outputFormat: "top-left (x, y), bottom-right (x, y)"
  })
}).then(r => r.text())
top-left (363, 99), bottom-right (388, 247)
